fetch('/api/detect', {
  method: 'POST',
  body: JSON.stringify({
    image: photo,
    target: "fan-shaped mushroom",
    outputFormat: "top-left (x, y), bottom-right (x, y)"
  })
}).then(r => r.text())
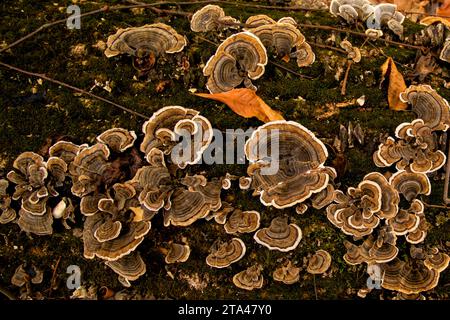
top-left (97, 128), bottom-right (137, 153)
top-left (105, 252), bottom-right (146, 287)
top-left (224, 209), bottom-right (260, 234)
top-left (203, 31), bottom-right (267, 93)
top-left (307, 250), bottom-right (332, 274)
top-left (273, 260), bottom-right (300, 284)
top-left (232, 264), bottom-right (264, 290)
top-left (254, 216), bottom-right (302, 252)
top-left (206, 238), bottom-right (246, 268)
top-left (190, 5), bottom-right (239, 32)
top-left (104, 23), bottom-right (186, 58)
top-left (165, 243), bottom-right (191, 264)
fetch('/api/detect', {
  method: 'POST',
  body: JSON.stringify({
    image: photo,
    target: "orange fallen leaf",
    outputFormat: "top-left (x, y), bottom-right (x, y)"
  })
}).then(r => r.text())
top-left (437, 0), bottom-right (450, 18)
top-left (380, 57), bottom-right (408, 111)
top-left (195, 88), bottom-right (285, 123)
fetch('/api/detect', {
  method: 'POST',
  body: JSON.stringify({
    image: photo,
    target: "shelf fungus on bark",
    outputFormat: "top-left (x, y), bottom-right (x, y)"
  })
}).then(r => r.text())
top-left (104, 23), bottom-right (186, 59)
top-left (190, 5), bottom-right (239, 32)
top-left (380, 249), bottom-right (449, 295)
top-left (6, 152), bottom-right (67, 235)
top-left (140, 106), bottom-right (213, 169)
top-left (373, 119), bottom-right (446, 174)
top-left (97, 128), bottom-right (137, 153)
top-left (105, 252), bottom-right (146, 287)
top-left (273, 260), bottom-right (300, 284)
top-left (203, 32), bottom-right (267, 93)
top-left (386, 199), bottom-right (423, 236)
top-left (165, 243), bottom-right (191, 264)
top-left (366, 3), bottom-right (405, 30)
top-left (307, 250), bottom-right (332, 274)
top-left (223, 209), bottom-right (260, 234)
top-left (343, 226), bottom-right (398, 265)
top-left (245, 121), bottom-right (334, 209)
top-left (83, 183), bottom-right (151, 261)
top-left (206, 238), bottom-right (246, 268)
top-left (70, 143), bottom-right (110, 198)
top-left (326, 178), bottom-right (383, 238)
top-left (232, 264), bottom-right (264, 290)
top-left (254, 216), bottom-right (302, 252)
top-left (163, 177), bottom-right (222, 227)
top-left (330, 0), bottom-right (374, 24)
top-left (400, 85), bottom-right (450, 132)
top-left (389, 170), bottom-right (431, 201)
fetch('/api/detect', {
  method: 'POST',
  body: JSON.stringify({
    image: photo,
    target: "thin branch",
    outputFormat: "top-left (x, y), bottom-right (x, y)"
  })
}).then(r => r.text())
top-left (269, 60), bottom-right (314, 79)
top-left (295, 23), bottom-right (426, 51)
top-left (341, 60), bottom-right (352, 96)
top-left (0, 61), bottom-right (149, 119)
top-left (310, 42), bottom-right (347, 54)
top-left (0, 285), bottom-right (16, 300)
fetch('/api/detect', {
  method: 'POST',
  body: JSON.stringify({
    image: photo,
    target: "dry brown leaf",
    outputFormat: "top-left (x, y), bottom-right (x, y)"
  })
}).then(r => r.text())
top-left (437, 0), bottom-right (450, 17)
top-left (195, 88), bottom-right (284, 123)
top-left (380, 57), bottom-right (408, 111)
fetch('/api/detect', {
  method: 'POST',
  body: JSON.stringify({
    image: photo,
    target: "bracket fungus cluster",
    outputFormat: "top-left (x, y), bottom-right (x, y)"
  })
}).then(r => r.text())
top-left (190, 5), bottom-right (239, 32)
top-left (330, 1), bottom-right (405, 37)
top-left (203, 31), bottom-right (267, 93)
top-left (272, 260), bottom-right (300, 285)
top-left (244, 15), bottom-right (315, 67)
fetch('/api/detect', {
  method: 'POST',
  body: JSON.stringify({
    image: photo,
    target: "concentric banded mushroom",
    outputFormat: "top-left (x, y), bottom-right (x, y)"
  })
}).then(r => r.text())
top-left (0, 179), bottom-right (16, 224)
top-left (343, 226), bottom-right (398, 265)
top-left (254, 216), bottom-right (302, 252)
top-left (399, 85), bottom-right (450, 131)
top-left (245, 121), bottom-right (333, 209)
top-left (389, 170), bottom-right (431, 201)
top-left (104, 23), bottom-right (186, 58)
top-left (224, 209), bottom-right (260, 234)
top-left (273, 260), bottom-right (300, 285)
top-left (140, 106), bottom-right (213, 168)
top-left (330, 0), bottom-right (373, 23)
top-left (206, 238), bottom-right (246, 268)
top-left (380, 257), bottom-right (444, 294)
top-left (97, 128), bottom-right (137, 153)
top-left (366, 3), bottom-right (405, 30)
top-left (326, 178), bottom-right (382, 237)
top-left (307, 250), bottom-right (332, 274)
top-left (387, 199), bottom-right (423, 236)
top-left (373, 119), bottom-right (446, 174)
top-left (105, 252), bottom-right (146, 287)
top-left (232, 264), bottom-right (264, 290)
top-left (190, 5), bottom-right (239, 32)
top-left (203, 31), bottom-right (267, 93)
top-left (165, 243), bottom-right (191, 264)
top-left (163, 178), bottom-right (222, 227)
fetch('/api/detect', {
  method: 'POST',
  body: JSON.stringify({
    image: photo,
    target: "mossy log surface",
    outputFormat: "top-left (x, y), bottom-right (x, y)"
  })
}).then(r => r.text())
top-left (0, 0), bottom-right (448, 300)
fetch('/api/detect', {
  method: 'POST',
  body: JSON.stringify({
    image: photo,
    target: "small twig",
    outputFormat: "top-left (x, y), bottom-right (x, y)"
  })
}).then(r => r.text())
top-left (341, 60), bottom-right (353, 96)
top-left (310, 42), bottom-right (347, 54)
top-left (313, 274), bottom-right (318, 300)
top-left (47, 256), bottom-right (62, 296)
top-left (125, 0), bottom-right (191, 16)
top-left (0, 6), bottom-right (109, 54)
top-left (0, 61), bottom-right (148, 119)
top-left (421, 199), bottom-right (449, 209)
top-left (296, 23), bottom-right (426, 51)
top-left (269, 60), bottom-right (314, 79)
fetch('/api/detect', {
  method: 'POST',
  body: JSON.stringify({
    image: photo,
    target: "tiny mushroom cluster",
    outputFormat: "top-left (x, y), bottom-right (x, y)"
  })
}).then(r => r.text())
top-left (330, 1), bottom-right (405, 38)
